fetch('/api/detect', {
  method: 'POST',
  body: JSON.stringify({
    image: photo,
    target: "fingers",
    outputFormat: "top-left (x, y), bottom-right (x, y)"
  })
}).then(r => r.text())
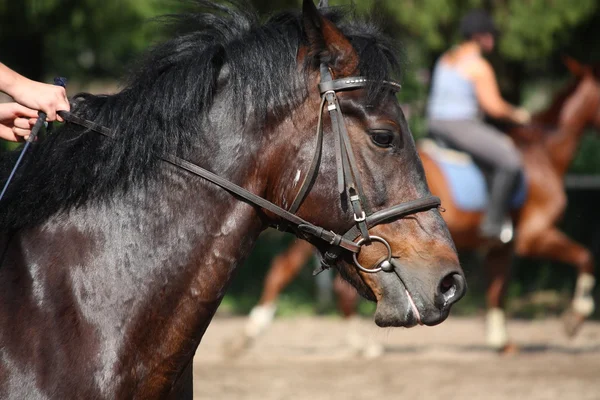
top-left (10, 103), bottom-right (38, 119)
top-left (57, 87), bottom-right (70, 122)
top-left (12, 81), bottom-right (70, 122)
top-left (12, 117), bottom-right (33, 140)
top-left (38, 88), bottom-right (60, 121)
top-left (519, 109), bottom-right (531, 124)
top-left (512, 108), bottom-right (531, 125)
top-left (43, 85), bottom-right (70, 122)
top-left (0, 104), bottom-right (35, 142)
top-left (50, 86), bottom-right (70, 122)
top-left (0, 125), bottom-right (20, 142)
top-left (13, 117), bottom-right (33, 130)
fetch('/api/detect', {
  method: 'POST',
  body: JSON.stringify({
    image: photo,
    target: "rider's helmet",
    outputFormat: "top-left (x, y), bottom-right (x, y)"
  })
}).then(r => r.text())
top-left (459, 9), bottom-right (499, 39)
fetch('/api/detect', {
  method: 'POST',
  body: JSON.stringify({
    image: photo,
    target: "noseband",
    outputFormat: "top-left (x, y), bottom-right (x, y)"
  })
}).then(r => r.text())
top-left (44, 64), bottom-right (440, 274)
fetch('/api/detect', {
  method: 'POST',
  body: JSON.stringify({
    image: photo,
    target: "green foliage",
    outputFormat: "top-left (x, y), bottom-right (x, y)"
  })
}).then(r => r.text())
top-left (380, 0), bottom-right (481, 51)
top-left (348, 0), bottom-right (598, 62)
top-left (0, 0), bottom-right (177, 80)
top-left (3, 0), bottom-right (599, 80)
top-left (44, 0), bottom-right (173, 79)
top-left (497, 0), bottom-right (598, 61)
top-left (569, 132), bottom-right (600, 174)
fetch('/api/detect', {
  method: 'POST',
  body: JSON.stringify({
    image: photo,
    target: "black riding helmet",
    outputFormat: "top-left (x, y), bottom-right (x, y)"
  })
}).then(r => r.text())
top-left (459, 9), bottom-right (499, 39)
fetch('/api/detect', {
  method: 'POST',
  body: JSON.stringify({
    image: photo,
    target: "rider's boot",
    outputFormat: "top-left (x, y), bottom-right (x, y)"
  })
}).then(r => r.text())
top-left (479, 168), bottom-right (521, 243)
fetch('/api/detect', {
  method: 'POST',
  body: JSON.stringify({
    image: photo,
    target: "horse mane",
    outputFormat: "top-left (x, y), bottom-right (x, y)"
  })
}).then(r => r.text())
top-left (532, 77), bottom-right (580, 126)
top-left (0, 0), bottom-right (401, 231)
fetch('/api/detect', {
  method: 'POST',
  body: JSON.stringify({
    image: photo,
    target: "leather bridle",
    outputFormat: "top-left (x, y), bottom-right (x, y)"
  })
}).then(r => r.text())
top-left (46, 64), bottom-right (440, 274)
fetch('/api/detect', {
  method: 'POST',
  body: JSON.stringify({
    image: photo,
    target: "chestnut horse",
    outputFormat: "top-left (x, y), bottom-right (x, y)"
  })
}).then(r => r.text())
top-left (0, 0), bottom-right (465, 398)
top-left (223, 58), bottom-right (600, 357)
top-left (420, 58), bottom-right (600, 351)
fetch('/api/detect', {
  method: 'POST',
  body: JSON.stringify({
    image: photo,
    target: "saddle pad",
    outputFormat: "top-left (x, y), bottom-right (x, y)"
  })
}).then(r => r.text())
top-left (419, 139), bottom-right (527, 211)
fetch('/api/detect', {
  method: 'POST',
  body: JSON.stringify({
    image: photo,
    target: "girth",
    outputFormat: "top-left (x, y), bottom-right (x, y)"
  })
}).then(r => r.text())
top-left (50, 63), bottom-right (440, 273)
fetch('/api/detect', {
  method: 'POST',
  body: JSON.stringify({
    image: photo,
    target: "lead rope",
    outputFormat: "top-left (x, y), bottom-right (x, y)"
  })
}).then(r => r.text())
top-left (0, 77), bottom-right (67, 201)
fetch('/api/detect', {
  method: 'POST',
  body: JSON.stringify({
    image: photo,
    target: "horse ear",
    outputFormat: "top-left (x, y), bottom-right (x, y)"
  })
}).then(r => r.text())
top-left (563, 56), bottom-right (585, 77)
top-left (302, 0), bottom-right (359, 77)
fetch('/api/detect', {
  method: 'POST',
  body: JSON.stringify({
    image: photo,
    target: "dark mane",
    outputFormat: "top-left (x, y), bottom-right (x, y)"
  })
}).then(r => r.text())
top-left (0, 0), bottom-right (401, 231)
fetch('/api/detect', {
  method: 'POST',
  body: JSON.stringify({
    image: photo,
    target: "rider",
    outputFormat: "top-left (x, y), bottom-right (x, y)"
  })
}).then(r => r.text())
top-left (0, 62), bottom-right (70, 142)
top-left (426, 8), bottom-right (530, 241)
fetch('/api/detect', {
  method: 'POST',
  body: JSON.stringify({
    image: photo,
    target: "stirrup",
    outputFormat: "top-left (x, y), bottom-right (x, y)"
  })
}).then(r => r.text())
top-left (480, 217), bottom-right (513, 244)
top-left (499, 219), bottom-right (514, 244)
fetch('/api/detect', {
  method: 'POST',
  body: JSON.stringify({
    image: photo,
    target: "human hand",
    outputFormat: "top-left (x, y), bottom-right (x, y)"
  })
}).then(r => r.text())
top-left (512, 107), bottom-right (531, 125)
top-left (7, 77), bottom-right (69, 122)
top-left (0, 102), bottom-right (38, 141)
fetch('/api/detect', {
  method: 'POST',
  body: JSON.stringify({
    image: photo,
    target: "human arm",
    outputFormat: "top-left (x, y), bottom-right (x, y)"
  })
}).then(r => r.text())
top-left (0, 102), bottom-right (38, 141)
top-left (0, 63), bottom-right (69, 122)
top-left (471, 59), bottom-right (530, 124)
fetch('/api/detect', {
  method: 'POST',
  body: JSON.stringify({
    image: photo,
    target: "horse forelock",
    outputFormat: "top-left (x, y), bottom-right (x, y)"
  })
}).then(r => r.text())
top-left (0, 0), bottom-right (402, 231)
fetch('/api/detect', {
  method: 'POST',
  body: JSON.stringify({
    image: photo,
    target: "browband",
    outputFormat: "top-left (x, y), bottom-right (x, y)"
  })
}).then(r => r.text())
top-left (318, 77), bottom-right (402, 94)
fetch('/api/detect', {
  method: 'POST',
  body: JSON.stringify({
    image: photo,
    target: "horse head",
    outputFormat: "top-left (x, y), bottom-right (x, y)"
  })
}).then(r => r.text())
top-left (531, 56), bottom-right (600, 172)
top-left (560, 56), bottom-right (600, 133)
top-left (263, 0), bottom-right (465, 327)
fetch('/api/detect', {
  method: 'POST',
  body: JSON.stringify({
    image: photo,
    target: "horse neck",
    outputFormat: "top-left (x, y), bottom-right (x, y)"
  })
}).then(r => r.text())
top-left (124, 124), bottom-right (270, 383)
top-left (534, 82), bottom-right (595, 176)
top-left (543, 124), bottom-right (585, 176)
top-left (35, 114), bottom-right (270, 395)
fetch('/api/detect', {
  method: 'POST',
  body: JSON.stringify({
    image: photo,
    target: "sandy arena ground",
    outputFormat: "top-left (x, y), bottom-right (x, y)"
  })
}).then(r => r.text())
top-left (192, 315), bottom-right (600, 400)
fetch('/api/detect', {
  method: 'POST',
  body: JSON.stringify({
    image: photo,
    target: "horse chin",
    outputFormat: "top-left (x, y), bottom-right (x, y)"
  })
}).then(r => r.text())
top-left (371, 269), bottom-right (453, 328)
top-left (373, 280), bottom-right (421, 328)
top-left (335, 262), bottom-right (429, 327)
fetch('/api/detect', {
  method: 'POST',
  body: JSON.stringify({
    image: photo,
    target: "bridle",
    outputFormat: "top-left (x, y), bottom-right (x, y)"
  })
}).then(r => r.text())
top-left (5, 64), bottom-right (440, 274)
top-left (286, 64), bottom-right (441, 273)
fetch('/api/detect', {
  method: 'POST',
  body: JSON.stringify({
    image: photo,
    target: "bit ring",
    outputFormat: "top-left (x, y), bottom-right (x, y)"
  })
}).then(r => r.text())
top-left (352, 236), bottom-right (393, 273)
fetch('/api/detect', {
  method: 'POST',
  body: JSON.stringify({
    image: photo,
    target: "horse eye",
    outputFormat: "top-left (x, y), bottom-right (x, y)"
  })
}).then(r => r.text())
top-left (369, 130), bottom-right (394, 148)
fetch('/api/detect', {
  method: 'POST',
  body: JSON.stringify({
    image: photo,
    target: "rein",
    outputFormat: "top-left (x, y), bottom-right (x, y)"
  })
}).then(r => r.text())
top-left (7, 65), bottom-right (441, 273)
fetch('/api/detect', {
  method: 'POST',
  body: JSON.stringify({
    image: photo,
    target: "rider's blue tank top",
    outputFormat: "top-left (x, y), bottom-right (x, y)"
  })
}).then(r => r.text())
top-left (427, 58), bottom-right (479, 120)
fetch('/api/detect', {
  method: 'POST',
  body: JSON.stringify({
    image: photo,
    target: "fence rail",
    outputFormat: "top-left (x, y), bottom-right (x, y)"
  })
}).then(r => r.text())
top-left (565, 175), bottom-right (600, 190)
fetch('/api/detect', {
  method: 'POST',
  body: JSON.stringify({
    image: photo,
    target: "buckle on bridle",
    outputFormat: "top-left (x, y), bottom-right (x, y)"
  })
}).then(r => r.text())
top-left (328, 230), bottom-right (339, 245)
top-left (353, 211), bottom-right (366, 222)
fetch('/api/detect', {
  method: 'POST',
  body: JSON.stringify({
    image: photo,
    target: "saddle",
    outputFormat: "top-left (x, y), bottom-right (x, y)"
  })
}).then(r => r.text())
top-left (419, 130), bottom-right (527, 212)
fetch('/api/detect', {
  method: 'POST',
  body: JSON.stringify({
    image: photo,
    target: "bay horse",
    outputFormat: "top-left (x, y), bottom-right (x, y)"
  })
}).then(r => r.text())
top-left (223, 58), bottom-right (600, 357)
top-left (0, 0), bottom-right (465, 398)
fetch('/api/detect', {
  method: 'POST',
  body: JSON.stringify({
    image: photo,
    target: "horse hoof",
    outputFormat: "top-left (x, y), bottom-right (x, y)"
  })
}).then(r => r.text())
top-left (361, 343), bottom-right (384, 359)
top-left (221, 333), bottom-right (253, 359)
top-left (497, 342), bottom-right (519, 355)
top-left (562, 308), bottom-right (586, 338)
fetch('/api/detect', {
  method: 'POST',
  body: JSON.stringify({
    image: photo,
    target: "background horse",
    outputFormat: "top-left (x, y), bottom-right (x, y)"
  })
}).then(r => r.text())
top-left (221, 238), bottom-right (387, 359)
top-left (223, 58), bottom-right (600, 358)
top-left (420, 57), bottom-right (600, 352)
top-left (0, 0), bottom-right (465, 398)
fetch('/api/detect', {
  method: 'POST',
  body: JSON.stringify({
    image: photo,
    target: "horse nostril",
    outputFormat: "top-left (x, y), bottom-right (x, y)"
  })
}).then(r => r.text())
top-left (436, 272), bottom-right (467, 309)
top-left (440, 274), bottom-right (455, 293)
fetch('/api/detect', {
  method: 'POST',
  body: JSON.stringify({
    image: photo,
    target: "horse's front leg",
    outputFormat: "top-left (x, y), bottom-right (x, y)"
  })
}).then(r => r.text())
top-left (167, 359), bottom-right (194, 400)
top-left (516, 226), bottom-right (595, 338)
top-left (222, 239), bottom-right (314, 358)
top-left (334, 274), bottom-right (384, 358)
top-left (484, 243), bottom-right (518, 353)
